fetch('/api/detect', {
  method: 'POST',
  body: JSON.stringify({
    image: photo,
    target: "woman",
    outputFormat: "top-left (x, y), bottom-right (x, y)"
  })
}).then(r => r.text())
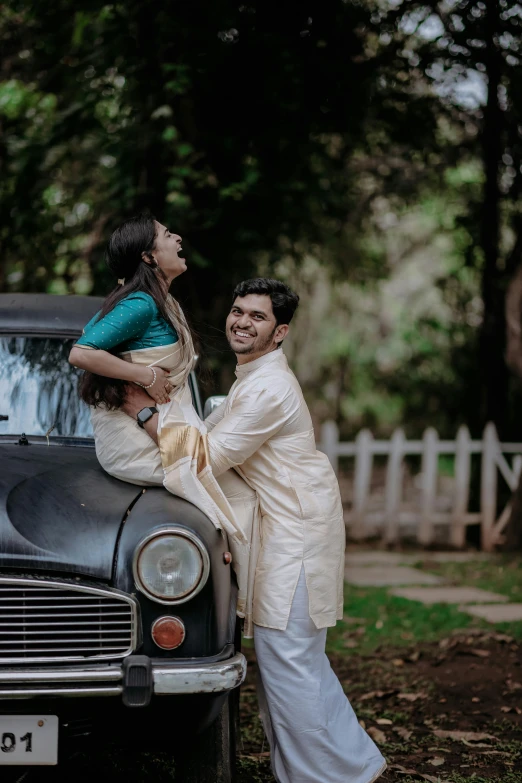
top-left (69, 214), bottom-right (255, 629)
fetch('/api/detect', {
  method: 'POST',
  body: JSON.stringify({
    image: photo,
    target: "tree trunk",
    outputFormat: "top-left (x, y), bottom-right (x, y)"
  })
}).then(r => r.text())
top-left (505, 226), bottom-right (522, 380)
top-left (479, 0), bottom-right (507, 436)
top-left (502, 221), bottom-right (522, 549)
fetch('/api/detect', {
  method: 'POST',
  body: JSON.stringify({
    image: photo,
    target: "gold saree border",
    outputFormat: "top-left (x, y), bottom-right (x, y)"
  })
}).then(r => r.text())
top-left (159, 423), bottom-right (210, 475)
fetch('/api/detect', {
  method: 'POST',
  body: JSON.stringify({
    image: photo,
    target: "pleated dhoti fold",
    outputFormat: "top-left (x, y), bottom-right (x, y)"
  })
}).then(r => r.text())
top-left (254, 568), bottom-right (387, 783)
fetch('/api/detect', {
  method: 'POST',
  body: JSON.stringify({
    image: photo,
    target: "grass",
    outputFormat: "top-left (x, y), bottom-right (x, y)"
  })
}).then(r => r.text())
top-left (411, 555), bottom-right (522, 642)
top-left (326, 586), bottom-right (481, 655)
top-left (326, 554), bottom-right (522, 655)
top-left (414, 555), bottom-right (522, 600)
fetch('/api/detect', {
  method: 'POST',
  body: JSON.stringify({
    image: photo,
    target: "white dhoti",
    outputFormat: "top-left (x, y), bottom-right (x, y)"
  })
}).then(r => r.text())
top-left (254, 569), bottom-right (386, 783)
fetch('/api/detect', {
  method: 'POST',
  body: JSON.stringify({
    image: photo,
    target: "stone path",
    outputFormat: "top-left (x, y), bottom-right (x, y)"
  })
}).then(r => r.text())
top-left (345, 550), bottom-right (522, 623)
top-left (462, 603), bottom-right (522, 623)
top-left (345, 566), bottom-right (442, 587)
top-left (345, 550), bottom-right (489, 567)
top-left (390, 586), bottom-right (508, 605)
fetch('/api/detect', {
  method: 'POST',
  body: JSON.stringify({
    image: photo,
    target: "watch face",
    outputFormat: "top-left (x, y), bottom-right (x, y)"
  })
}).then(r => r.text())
top-left (138, 408), bottom-right (153, 424)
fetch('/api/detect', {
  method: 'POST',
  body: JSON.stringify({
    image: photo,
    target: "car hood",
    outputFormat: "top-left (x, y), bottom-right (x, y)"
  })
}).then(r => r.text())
top-left (0, 441), bottom-right (143, 579)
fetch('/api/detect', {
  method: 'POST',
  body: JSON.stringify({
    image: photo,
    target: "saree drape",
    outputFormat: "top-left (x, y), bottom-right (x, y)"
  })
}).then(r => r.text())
top-left (89, 305), bottom-right (256, 634)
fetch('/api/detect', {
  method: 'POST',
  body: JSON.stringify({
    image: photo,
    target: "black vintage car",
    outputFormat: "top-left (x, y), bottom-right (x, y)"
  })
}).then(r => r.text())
top-left (0, 294), bottom-right (244, 782)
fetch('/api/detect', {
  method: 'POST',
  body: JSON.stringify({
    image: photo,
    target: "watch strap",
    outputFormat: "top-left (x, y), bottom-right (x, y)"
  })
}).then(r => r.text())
top-left (137, 406), bottom-right (158, 428)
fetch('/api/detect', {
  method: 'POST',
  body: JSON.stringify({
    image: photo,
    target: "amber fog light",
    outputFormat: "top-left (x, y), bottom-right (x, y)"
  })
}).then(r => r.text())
top-left (151, 616), bottom-right (186, 650)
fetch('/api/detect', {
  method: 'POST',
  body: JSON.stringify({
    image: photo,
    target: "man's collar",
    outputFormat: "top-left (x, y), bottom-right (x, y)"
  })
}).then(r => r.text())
top-left (235, 348), bottom-right (286, 378)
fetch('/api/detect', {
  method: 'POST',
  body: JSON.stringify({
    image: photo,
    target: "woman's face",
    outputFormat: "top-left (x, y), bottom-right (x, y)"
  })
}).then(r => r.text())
top-left (148, 221), bottom-right (186, 283)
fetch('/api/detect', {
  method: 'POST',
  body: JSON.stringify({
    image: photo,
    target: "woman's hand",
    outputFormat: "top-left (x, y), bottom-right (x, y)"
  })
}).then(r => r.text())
top-left (135, 366), bottom-right (173, 405)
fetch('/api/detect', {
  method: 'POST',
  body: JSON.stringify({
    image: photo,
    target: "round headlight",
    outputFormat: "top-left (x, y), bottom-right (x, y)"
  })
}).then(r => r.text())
top-left (133, 528), bottom-right (210, 604)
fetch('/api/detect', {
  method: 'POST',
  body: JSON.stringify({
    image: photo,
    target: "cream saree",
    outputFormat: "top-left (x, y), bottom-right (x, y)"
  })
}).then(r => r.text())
top-left (89, 299), bottom-right (256, 633)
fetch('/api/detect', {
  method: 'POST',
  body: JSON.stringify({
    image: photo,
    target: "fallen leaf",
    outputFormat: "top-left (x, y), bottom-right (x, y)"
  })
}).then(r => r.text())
top-left (439, 637), bottom-right (458, 650)
top-left (343, 639), bottom-right (359, 649)
top-left (433, 730), bottom-right (497, 742)
top-left (461, 740), bottom-right (494, 748)
top-left (468, 648), bottom-right (491, 658)
top-left (342, 615), bottom-right (367, 625)
top-left (501, 705), bottom-right (514, 713)
top-left (395, 727), bottom-right (413, 741)
top-left (492, 633), bottom-right (514, 643)
top-left (505, 679), bottom-right (522, 691)
top-left (429, 756), bottom-right (445, 767)
top-left (367, 726), bottom-right (387, 744)
top-left (358, 720), bottom-right (366, 729)
top-left (391, 764), bottom-right (418, 775)
top-left (471, 696), bottom-right (481, 702)
top-left (408, 650), bottom-right (421, 662)
top-left (376, 718), bottom-right (393, 725)
top-left (358, 689), bottom-right (396, 701)
top-left (398, 691), bottom-right (428, 702)
top-left (392, 658), bottom-right (405, 667)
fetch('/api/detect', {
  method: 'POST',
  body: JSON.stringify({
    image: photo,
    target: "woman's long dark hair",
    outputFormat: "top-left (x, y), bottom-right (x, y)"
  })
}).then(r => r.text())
top-left (79, 213), bottom-right (183, 409)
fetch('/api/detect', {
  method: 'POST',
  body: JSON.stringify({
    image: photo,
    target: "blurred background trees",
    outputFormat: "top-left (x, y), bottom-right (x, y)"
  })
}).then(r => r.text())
top-left (1, 0), bottom-right (522, 443)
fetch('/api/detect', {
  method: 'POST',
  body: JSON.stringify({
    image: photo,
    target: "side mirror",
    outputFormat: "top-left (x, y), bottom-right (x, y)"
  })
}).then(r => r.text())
top-left (203, 395), bottom-right (226, 420)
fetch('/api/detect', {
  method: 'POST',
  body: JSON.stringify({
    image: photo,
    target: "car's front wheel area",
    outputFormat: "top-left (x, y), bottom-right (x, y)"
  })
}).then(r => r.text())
top-left (0, 687), bottom-right (241, 783)
top-left (174, 690), bottom-right (238, 783)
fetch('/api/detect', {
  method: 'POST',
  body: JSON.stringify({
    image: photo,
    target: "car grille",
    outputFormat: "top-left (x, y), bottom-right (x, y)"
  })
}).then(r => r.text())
top-left (0, 577), bottom-right (139, 664)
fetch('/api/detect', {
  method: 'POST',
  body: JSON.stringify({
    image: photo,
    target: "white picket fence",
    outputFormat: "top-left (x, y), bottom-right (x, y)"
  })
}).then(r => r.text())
top-left (319, 422), bottom-right (522, 551)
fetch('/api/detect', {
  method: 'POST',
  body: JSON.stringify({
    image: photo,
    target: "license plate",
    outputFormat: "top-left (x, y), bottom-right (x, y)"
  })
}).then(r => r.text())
top-left (0, 716), bottom-right (58, 765)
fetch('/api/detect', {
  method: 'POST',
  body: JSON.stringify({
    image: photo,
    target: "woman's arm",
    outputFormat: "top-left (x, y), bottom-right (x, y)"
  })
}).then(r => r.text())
top-left (69, 294), bottom-right (171, 403)
top-left (69, 345), bottom-right (153, 386)
top-left (69, 346), bottom-right (171, 404)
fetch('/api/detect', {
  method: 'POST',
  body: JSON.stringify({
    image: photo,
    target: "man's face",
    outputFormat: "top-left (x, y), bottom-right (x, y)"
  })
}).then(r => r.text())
top-left (226, 294), bottom-right (289, 363)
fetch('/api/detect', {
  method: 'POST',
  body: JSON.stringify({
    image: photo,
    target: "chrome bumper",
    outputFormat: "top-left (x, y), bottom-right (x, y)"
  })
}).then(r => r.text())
top-left (0, 653), bottom-right (246, 700)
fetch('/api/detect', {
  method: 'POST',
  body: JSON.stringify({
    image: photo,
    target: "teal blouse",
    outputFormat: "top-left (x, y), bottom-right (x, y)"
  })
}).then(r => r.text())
top-left (77, 292), bottom-right (178, 352)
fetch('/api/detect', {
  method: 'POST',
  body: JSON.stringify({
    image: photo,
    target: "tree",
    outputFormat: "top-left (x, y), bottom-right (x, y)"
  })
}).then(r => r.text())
top-left (0, 2), bottom-right (442, 369)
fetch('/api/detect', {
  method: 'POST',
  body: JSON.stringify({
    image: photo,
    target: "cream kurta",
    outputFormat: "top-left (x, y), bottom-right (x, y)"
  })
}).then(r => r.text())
top-left (206, 349), bottom-right (345, 631)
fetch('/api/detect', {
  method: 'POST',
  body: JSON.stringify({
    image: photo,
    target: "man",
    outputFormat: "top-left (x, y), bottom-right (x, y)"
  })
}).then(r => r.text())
top-left (123, 278), bottom-right (386, 783)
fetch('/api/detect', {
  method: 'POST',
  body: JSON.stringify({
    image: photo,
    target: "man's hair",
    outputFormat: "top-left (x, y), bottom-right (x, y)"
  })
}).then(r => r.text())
top-left (232, 278), bottom-right (300, 326)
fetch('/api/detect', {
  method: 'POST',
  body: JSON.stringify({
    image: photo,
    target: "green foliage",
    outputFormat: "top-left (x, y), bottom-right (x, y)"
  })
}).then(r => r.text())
top-left (327, 586), bottom-right (478, 655)
top-left (0, 2), bottom-right (441, 302)
top-left (1, 0), bottom-right (521, 436)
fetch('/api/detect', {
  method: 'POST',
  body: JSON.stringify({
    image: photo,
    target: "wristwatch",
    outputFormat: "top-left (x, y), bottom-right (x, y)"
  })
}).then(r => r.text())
top-left (137, 406), bottom-right (158, 429)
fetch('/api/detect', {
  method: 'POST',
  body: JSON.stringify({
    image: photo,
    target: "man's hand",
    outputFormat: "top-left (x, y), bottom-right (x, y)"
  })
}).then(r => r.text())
top-left (122, 385), bottom-right (159, 445)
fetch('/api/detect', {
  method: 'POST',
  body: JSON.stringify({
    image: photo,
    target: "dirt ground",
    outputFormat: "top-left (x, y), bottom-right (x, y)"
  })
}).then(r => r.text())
top-left (3, 631), bottom-right (520, 783)
top-left (238, 630), bottom-right (522, 782)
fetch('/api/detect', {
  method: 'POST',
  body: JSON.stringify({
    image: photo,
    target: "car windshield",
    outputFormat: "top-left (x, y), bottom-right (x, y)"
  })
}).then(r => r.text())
top-left (0, 336), bottom-right (93, 438)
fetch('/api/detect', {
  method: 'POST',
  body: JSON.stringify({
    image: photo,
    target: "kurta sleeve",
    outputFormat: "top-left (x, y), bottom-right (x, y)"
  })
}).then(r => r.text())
top-left (76, 293), bottom-right (156, 351)
top-left (204, 399), bottom-right (228, 432)
top-left (207, 386), bottom-right (287, 476)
